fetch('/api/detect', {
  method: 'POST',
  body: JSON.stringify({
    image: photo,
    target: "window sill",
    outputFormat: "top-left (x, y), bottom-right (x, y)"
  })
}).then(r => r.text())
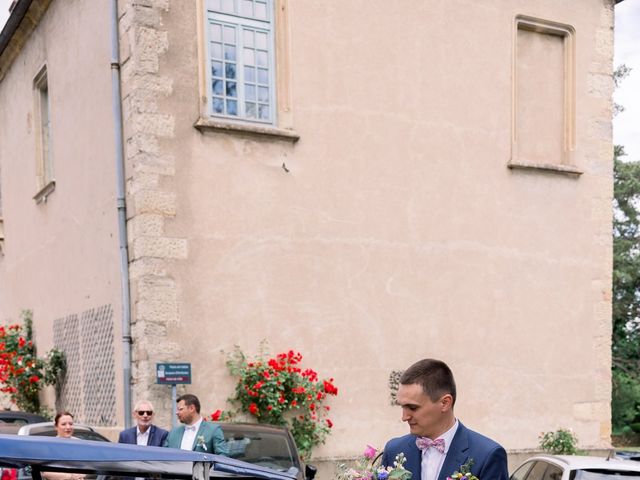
top-left (194, 117), bottom-right (300, 142)
top-left (33, 180), bottom-right (56, 204)
top-left (508, 161), bottom-right (583, 176)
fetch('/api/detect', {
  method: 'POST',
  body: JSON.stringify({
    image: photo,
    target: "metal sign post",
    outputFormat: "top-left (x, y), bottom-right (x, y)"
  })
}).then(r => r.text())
top-left (156, 363), bottom-right (192, 429)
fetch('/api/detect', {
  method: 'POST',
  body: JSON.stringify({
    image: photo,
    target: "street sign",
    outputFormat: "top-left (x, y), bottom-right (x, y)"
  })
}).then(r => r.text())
top-left (156, 363), bottom-right (192, 384)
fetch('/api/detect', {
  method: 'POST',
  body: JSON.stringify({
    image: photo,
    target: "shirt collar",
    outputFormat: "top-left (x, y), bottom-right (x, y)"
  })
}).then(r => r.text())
top-left (185, 417), bottom-right (203, 431)
top-left (439, 419), bottom-right (459, 453)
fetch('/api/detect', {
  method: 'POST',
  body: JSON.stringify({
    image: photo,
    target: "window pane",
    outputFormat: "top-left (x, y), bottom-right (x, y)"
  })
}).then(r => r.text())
top-left (224, 45), bottom-right (236, 61)
top-left (256, 32), bottom-right (267, 49)
top-left (257, 68), bottom-right (268, 84)
top-left (258, 104), bottom-right (269, 120)
top-left (224, 25), bottom-right (235, 43)
top-left (244, 29), bottom-right (254, 47)
top-left (210, 24), bottom-right (222, 42)
top-left (246, 102), bottom-right (257, 118)
top-left (226, 99), bottom-right (238, 115)
top-left (246, 85), bottom-right (256, 101)
top-left (210, 0), bottom-right (221, 9)
top-left (213, 79), bottom-right (223, 95)
top-left (255, 1), bottom-right (267, 19)
top-left (221, 0), bottom-right (234, 13)
top-left (245, 66), bottom-right (255, 82)
top-left (213, 97), bottom-right (224, 113)
top-left (258, 86), bottom-right (268, 102)
top-left (225, 63), bottom-right (236, 79)
top-left (211, 42), bottom-right (223, 59)
top-left (256, 50), bottom-right (267, 67)
top-left (226, 81), bottom-right (237, 97)
top-left (244, 48), bottom-right (255, 65)
top-left (240, 0), bottom-right (253, 16)
top-left (212, 61), bottom-right (223, 77)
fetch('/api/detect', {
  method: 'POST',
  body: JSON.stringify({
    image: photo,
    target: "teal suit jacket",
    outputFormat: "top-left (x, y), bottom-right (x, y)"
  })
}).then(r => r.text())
top-left (164, 420), bottom-right (229, 455)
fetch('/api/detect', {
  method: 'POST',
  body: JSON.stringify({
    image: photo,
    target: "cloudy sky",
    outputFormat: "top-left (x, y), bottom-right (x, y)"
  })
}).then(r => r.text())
top-left (0, 0), bottom-right (638, 159)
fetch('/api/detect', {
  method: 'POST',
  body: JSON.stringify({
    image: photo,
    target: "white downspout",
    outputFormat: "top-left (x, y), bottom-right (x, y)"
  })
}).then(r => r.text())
top-left (109, 0), bottom-right (132, 429)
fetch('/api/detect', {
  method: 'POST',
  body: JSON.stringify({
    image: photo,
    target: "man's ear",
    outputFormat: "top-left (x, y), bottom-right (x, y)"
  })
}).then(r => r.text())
top-left (440, 394), bottom-right (454, 412)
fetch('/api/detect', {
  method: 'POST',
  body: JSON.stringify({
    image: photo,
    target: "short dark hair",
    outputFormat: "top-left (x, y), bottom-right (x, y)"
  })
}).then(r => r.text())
top-left (400, 359), bottom-right (456, 405)
top-left (177, 394), bottom-right (201, 413)
top-left (54, 411), bottom-right (74, 425)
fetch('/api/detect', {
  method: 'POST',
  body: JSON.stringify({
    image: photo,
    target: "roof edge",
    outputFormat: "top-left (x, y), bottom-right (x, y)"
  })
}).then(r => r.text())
top-left (0, 0), bottom-right (34, 59)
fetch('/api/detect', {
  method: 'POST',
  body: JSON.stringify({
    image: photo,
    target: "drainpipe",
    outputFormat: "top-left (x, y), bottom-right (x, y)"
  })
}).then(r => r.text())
top-left (109, 0), bottom-right (132, 429)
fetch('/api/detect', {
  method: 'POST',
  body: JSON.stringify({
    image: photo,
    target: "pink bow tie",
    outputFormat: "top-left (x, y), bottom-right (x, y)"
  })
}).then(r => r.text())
top-left (416, 437), bottom-right (445, 454)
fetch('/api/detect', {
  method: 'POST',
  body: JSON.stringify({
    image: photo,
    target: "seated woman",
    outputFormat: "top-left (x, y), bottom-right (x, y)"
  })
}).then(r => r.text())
top-left (42, 412), bottom-right (85, 480)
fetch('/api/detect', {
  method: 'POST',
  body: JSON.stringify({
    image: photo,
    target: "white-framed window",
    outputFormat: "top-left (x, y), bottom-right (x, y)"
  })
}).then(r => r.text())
top-left (33, 64), bottom-right (55, 202)
top-left (205, 0), bottom-right (276, 124)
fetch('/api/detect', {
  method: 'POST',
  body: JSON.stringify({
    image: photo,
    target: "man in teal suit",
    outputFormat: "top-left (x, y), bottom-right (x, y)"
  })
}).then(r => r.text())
top-left (164, 394), bottom-right (229, 455)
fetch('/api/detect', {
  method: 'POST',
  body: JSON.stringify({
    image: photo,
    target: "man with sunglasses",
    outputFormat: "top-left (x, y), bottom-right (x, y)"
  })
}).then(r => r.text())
top-left (118, 400), bottom-right (169, 447)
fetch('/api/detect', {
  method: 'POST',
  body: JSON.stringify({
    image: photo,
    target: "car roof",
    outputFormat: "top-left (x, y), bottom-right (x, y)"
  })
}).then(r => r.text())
top-left (0, 434), bottom-right (297, 480)
top-left (18, 421), bottom-right (97, 434)
top-left (0, 411), bottom-right (48, 423)
top-left (522, 454), bottom-right (640, 472)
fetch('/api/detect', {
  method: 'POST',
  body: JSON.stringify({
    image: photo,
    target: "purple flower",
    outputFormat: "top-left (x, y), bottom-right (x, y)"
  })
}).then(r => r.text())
top-left (377, 472), bottom-right (389, 480)
top-left (363, 445), bottom-right (377, 459)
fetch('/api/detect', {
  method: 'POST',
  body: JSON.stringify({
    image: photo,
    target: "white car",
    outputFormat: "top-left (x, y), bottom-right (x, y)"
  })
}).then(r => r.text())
top-left (510, 455), bottom-right (640, 480)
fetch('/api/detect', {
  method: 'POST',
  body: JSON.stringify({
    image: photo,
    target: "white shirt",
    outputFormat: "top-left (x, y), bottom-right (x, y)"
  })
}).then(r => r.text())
top-left (136, 427), bottom-right (150, 446)
top-left (180, 417), bottom-right (203, 450)
top-left (421, 419), bottom-right (459, 480)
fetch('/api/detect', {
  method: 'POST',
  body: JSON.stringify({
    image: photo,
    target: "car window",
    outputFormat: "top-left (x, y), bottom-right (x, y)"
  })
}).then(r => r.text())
top-left (512, 461), bottom-right (535, 480)
top-left (220, 428), bottom-right (298, 475)
top-left (526, 461), bottom-right (554, 480)
top-left (543, 464), bottom-right (562, 480)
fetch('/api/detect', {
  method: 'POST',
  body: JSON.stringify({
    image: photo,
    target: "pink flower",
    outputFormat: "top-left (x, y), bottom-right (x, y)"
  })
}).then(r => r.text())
top-left (363, 445), bottom-right (377, 459)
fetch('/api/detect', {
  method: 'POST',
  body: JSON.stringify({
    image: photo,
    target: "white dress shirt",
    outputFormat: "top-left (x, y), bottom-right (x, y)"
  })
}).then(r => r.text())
top-left (180, 417), bottom-right (203, 450)
top-left (136, 427), bottom-right (150, 446)
top-left (421, 419), bottom-right (459, 480)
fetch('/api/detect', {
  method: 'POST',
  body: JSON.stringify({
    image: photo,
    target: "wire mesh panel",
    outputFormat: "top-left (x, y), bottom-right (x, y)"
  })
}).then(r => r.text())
top-left (53, 305), bottom-right (116, 426)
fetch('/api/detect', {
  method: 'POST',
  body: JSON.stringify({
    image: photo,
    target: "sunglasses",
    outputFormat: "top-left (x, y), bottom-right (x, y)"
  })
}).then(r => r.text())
top-left (137, 410), bottom-right (153, 416)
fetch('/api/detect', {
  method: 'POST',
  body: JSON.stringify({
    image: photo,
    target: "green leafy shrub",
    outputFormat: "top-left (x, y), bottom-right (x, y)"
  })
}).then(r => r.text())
top-left (539, 428), bottom-right (579, 455)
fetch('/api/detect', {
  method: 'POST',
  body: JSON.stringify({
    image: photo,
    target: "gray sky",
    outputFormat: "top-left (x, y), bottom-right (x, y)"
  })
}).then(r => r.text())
top-left (614, 0), bottom-right (640, 161)
top-left (0, 0), bottom-right (638, 159)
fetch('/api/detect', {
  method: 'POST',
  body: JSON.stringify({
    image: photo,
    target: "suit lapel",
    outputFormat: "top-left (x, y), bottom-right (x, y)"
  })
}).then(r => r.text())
top-left (404, 436), bottom-right (422, 479)
top-left (439, 423), bottom-right (470, 480)
top-left (193, 422), bottom-right (207, 450)
top-left (147, 425), bottom-right (155, 446)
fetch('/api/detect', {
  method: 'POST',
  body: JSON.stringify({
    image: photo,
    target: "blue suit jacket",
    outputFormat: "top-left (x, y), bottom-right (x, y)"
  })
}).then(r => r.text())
top-left (381, 422), bottom-right (509, 480)
top-left (118, 425), bottom-right (169, 447)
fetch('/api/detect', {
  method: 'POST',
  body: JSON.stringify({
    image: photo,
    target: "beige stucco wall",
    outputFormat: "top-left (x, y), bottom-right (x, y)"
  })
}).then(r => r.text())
top-left (0, 0), bottom-right (123, 418)
top-left (0, 0), bottom-right (615, 476)
top-left (120, 0), bottom-right (615, 470)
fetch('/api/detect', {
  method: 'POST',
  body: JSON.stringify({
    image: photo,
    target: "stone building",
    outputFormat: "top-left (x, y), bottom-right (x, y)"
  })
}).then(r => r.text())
top-left (0, 0), bottom-right (619, 475)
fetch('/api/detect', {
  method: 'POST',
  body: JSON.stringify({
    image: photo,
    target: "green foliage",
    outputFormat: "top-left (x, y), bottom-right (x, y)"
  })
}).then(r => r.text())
top-left (611, 63), bottom-right (640, 432)
top-left (0, 310), bottom-right (66, 413)
top-left (222, 345), bottom-right (337, 460)
top-left (539, 428), bottom-right (579, 455)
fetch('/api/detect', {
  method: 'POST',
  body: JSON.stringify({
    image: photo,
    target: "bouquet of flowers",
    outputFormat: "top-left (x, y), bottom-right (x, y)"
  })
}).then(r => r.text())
top-left (337, 445), bottom-right (412, 480)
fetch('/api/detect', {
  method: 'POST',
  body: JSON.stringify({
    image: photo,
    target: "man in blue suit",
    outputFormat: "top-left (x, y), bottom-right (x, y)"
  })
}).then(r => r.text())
top-left (164, 394), bottom-right (228, 455)
top-left (382, 359), bottom-right (509, 480)
top-left (118, 400), bottom-right (169, 447)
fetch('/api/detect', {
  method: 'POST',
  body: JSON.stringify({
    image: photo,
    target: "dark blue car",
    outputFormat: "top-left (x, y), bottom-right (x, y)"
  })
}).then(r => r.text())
top-left (0, 434), bottom-right (296, 480)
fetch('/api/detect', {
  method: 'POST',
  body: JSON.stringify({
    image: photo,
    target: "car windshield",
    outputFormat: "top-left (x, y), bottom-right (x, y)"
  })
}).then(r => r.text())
top-left (573, 470), bottom-right (640, 479)
top-left (222, 429), bottom-right (297, 476)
